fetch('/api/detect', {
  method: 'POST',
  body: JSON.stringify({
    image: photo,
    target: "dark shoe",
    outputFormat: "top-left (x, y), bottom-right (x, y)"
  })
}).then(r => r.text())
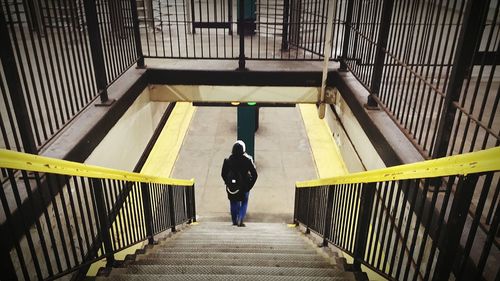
top-left (238, 223), bottom-right (246, 227)
top-left (232, 222), bottom-right (238, 226)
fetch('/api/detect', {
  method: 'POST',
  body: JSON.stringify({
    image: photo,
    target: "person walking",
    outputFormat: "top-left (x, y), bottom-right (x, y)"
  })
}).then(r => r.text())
top-left (221, 140), bottom-right (258, 227)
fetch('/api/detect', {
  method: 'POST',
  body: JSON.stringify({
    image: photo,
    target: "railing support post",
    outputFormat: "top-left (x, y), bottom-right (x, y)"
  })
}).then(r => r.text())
top-left (432, 174), bottom-right (478, 281)
top-left (237, 0), bottom-right (246, 70)
top-left (83, 0), bottom-right (110, 104)
top-left (322, 186), bottom-right (334, 247)
top-left (305, 188), bottom-right (312, 234)
top-left (168, 185), bottom-right (177, 232)
top-left (352, 183), bottom-right (376, 270)
top-left (339, 0), bottom-right (354, 71)
top-left (367, 0), bottom-right (394, 109)
top-left (130, 0), bottom-right (145, 68)
top-left (0, 9), bottom-right (38, 154)
top-left (293, 187), bottom-right (299, 225)
top-left (190, 184), bottom-right (197, 223)
top-left (432, 0), bottom-right (489, 159)
top-left (91, 179), bottom-right (115, 267)
top-left (140, 183), bottom-right (155, 244)
top-left (281, 0), bottom-right (290, 50)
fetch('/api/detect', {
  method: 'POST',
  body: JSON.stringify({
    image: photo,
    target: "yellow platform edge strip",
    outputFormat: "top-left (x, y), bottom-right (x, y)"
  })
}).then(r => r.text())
top-left (299, 104), bottom-right (348, 178)
top-left (297, 146), bottom-right (500, 188)
top-left (0, 105), bottom-right (196, 187)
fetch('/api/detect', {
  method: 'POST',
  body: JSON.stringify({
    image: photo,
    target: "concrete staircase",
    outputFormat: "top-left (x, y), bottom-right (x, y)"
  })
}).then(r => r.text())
top-left (96, 222), bottom-right (360, 281)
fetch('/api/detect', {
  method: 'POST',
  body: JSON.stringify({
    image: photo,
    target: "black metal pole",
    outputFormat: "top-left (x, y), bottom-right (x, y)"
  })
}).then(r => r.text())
top-left (130, 0), bottom-right (145, 68)
top-left (293, 188), bottom-right (299, 226)
top-left (91, 178), bottom-right (115, 267)
top-left (83, 0), bottom-right (110, 104)
top-left (168, 185), bottom-right (177, 232)
top-left (191, 184), bottom-right (197, 223)
top-left (140, 183), bottom-right (155, 244)
top-left (352, 183), bottom-right (376, 270)
top-left (238, 0), bottom-right (246, 70)
top-left (432, 174), bottom-right (479, 281)
top-left (339, 0), bottom-right (354, 71)
top-left (322, 186), bottom-right (335, 247)
top-left (432, 0), bottom-right (489, 159)
top-left (0, 9), bottom-right (38, 154)
top-left (367, 0), bottom-right (394, 108)
top-left (281, 0), bottom-right (290, 50)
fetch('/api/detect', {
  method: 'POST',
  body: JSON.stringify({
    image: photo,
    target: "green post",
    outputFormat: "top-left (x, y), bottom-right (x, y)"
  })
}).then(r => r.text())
top-left (237, 0), bottom-right (256, 35)
top-left (237, 106), bottom-right (256, 160)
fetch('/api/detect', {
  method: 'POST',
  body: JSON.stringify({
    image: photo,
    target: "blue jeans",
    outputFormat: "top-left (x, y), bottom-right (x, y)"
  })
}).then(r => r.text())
top-left (230, 192), bottom-right (249, 224)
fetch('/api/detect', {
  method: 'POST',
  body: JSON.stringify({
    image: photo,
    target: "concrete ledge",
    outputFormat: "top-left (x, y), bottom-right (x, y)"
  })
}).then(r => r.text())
top-left (41, 67), bottom-right (147, 162)
top-left (332, 70), bottom-right (424, 166)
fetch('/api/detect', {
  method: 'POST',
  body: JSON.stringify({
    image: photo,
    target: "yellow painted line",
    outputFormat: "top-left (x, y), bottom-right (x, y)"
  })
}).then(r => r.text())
top-left (297, 146), bottom-right (500, 188)
top-left (0, 150), bottom-right (193, 186)
top-left (299, 104), bottom-right (348, 178)
top-left (140, 102), bottom-right (196, 177)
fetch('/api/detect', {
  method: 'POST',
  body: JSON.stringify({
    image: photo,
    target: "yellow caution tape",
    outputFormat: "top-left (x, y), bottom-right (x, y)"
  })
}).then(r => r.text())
top-left (296, 146), bottom-right (500, 188)
top-left (0, 149), bottom-right (194, 186)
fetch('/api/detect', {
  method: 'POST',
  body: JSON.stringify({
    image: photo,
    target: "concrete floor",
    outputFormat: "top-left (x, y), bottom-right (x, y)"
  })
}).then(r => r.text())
top-left (170, 106), bottom-right (316, 223)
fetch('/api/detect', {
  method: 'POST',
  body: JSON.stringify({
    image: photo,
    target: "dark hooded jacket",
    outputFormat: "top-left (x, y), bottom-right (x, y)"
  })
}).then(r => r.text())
top-left (221, 141), bottom-right (258, 201)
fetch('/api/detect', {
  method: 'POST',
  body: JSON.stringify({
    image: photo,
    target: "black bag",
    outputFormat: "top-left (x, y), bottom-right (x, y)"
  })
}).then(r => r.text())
top-left (223, 159), bottom-right (244, 200)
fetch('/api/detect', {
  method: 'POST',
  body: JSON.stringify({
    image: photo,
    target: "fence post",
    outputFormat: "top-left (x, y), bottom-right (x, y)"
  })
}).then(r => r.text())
top-left (238, 0), bottom-right (246, 70)
top-left (281, 0), bottom-right (290, 50)
top-left (190, 185), bottom-right (197, 223)
top-left (293, 187), bottom-right (299, 225)
top-left (367, 0), bottom-right (394, 109)
top-left (322, 186), bottom-right (334, 247)
top-left (339, 0), bottom-right (354, 71)
top-left (352, 183), bottom-right (376, 270)
top-left (91, 179), bottom-right (115, 267)
top-left (0, 9), bottom-right (38, 154)
top-left (168, 185), bottom-right (177, 232)
top-left (140, 183), bottom-right (155, 244)
top-left (305, 188), bottom-right (312, 234)
top-left (432, 174), bottom-right (479, 281)
top-left (129, 0), bottom-right (145, 68)
top-left (431, 0), bottom-right (489, 159)
top-left (83, 0), bottom-right (111, 104)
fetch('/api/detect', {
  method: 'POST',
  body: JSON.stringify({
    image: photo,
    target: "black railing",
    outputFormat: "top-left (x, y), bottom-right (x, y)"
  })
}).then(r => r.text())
top-left (0, 150), bottom-right (195, 281)
top-left (339, 0), bottom-right (499, 159)
top-left (0, 0), bottom-right (143, 153)
top-left (294, 147), bottom-right (500, 281)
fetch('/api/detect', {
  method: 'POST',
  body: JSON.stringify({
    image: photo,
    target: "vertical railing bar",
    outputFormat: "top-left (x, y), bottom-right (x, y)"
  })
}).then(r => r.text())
top-left (122, 181), bottom-right (134, 246)
top-left (395, 179), bottom-right (419, 279)
top-left (107, 0), bottom-right (125, 80)
top-left (191, 184), bottom-right (197, 222)
top-left (92, 178), bottom-right (116, 266)
top-left (432, 174), bottom-right (479, 281)
top-left (378, 180), bottom-right (396, 272)
top-left (173, 0), bottom-right (182, 58)
top-left (0, 176), bottom-right (28, 280)
top-left (78, 0), bottom-right (99, 101)
top-left (345, 183), bottom-right (357, 251)
top-left (168, 185), bottom-right (177, 232)
top-left (475, 189), bottom-right (500, 279)
top-left (365, 182), bottom-right (380, 263)
top-left (281, 0), bottom-right (289, 51)
top-left (83, 0), bottom-right (109, 103)
top-left (61, 0), bottom-right (81, 113)
top-left (47, 174), bottom-right (72, 270)
top-left (161, 184), bottom-right (170, 231)
top-left (373, 182), bottom-right (389, 268)
top-left (20, 0), bottom-right (55, 137)
top-left (52, 0), bottom-right (77, 116)
top-left (0, 3), bottom-right (38, 153)
top-left (403, 179), bottom-right (429, 281)
top-left (198, 0), bottom-right (204, 57)
top-left (75, 176), bottom-right (92, 257)
top-left (486, 176), bottom-right (500, 224)
top-left (0, 75), bottom-right (23, 151)
top-left (131, 183), bottom-right (142, 243)
top-left (191, 0), bottom-right (197, 57)
top-left (352, 182), bottom-right (376, 270)
top-left (66, 176), bottom-right (86, 262)
top-left (350, 183), bottom-right (362, 252)
top-left (456, 173), bottom-right (494, 278)
top-left (388, 179), bottom-right (409, 276)
top-left (166, 1), bottom-right (174, 57)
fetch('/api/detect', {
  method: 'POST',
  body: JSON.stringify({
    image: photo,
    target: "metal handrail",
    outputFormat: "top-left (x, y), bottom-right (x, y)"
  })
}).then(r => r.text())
top-left (294, 146), bottom-right (500, 281)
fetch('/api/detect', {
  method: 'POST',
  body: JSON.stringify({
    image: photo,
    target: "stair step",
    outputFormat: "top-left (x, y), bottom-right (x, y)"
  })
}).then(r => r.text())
top-left (132, 257), bottom-right (333, 268)
top-left (161, 240), bottom-right (306, 247)
top-left (98, 274), bottom-right (349, 281)
top-left (153, 247), bottom-right (317, 254)
top-left (118, 264), bottom-right (343, 277)
top-left (142, 252), bottom-right (326, 261)
top-left (158, 242), bottom-right (312, 250)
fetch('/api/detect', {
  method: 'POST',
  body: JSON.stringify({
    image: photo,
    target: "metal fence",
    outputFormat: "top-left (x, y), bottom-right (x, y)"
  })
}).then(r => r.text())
top-left (339, 0), bottom-right (500, 159)
top-left (295, 147), bottom-right (500, 281)
top-left (0, 0), bottom-right (141, 154)
top-left (0, 150), bottom-right (195, 281)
